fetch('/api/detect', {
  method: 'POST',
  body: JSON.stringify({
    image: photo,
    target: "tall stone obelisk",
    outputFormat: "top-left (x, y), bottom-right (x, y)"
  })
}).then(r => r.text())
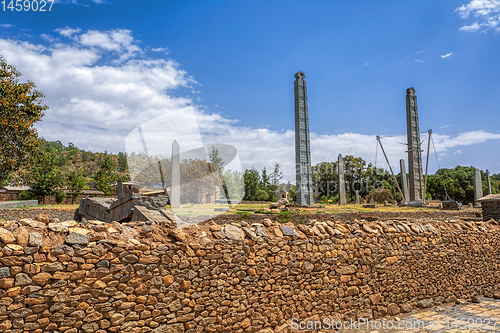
top-left (171, 140), bottom-right (180, 208)
top-left (406, 88), bottom-right (424, 201)
top-left (474, 169), bottom-right (483, 207)
top-left (487, 169), bottom-right (492, 195)
top-left (338, 154), bottom-right (346, 206)
top-left (294, 71), bottom-right (313, 206)
top-left (400, 159), bottom-right (410, 202)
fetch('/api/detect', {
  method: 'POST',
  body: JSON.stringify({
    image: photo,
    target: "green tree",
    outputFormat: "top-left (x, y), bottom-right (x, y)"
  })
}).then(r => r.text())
top-left (55, 189), bottom-right (66, 204)
top-left (243, 168), bottom-right (260, 201)
top-left (118, 152), bottom-right (128, 172)
top-left (425, 166), bottom-right (494, 204)
top-left (66, 169), bottom-right (86, 204)
top-left (343, 155), bottom-right (369, 197)
top-left (312, 161), bottom-right (339, 198)
top-left (222, 170), bottom-right (244, 201)
top-left (208, 147), bottom-right (231, 200)
top-left (492, 173), bottom-right (500, 183)
top-left (367, 166), bottom-right (400, 202)
top-left (289, 185), bottom-right (296, 202)
top-left (208, 147), bottom-right (224, 174)
top-left (93, 155), bottom-right (118, 196)
top-left (30, 152), bottom-right (63, 203)
top-left (490, 173), bottom-right (500, 194)
top-left (261, 168), bottom-right (270, 190)
top-left (0, 56), bottom-right (47, 184)
top-left (270, 163), bottom-right (283, 186)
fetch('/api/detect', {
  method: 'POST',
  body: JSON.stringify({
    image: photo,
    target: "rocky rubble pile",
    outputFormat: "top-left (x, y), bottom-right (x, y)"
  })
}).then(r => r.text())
top-left (265, 199), bottom-right (301, 213)
top-left (0, 213), bottom-right (498, 332)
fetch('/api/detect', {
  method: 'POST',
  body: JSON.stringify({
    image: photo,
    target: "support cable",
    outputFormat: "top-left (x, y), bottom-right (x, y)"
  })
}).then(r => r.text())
top-left (420, 133), bottom-right (428, 146)
top-left (423, 130), bottom-right (432, 203)
top-left (431, 135), bottom-right (450, 201)
top-left (377, 136), bottom-right (406, 203)
top-left (380, 137), bottom-right (407, 145)
top-left (371, 140), bottom-right (379, 204)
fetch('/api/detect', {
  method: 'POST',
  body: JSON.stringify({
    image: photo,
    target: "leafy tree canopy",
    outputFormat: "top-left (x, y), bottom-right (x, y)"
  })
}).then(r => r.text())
top-left (0, 56), bottom-right (46, 184)
top-left (93, 155), bottom-right (118, 196)
top-left (30, 151), bottom-right (63, 203)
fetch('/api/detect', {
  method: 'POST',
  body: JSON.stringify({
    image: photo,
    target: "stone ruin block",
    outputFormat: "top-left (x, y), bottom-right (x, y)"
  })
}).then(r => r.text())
top-left (441, 200), bottom-right (460, 211)
top-left (78, 193), bottom-right (175, 225)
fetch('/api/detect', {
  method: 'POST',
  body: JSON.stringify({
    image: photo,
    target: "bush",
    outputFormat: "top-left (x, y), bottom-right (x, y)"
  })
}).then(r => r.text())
top-left (330, 194), bottom-right (339, 204)
top-left (365, 188), bottom-right (393, 204)
top-left (320, 195), bottom-right (328, 204)
top-left (255, 190), bottom-right (269, 201)
top-left (19, 190), bottom-right (34, 200)
top-left (55, 189), bottom-right (66, 204)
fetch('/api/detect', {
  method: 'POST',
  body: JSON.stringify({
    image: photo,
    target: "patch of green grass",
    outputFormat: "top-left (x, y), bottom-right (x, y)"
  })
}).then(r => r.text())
top-left (253, 209), bottom-right (274, 215)
top-left (236, 211), bottom-right (251, 220)
top-left (277, 210), bottom-right (294, 222)
top-left (278, 211), bottom-right (294, 217)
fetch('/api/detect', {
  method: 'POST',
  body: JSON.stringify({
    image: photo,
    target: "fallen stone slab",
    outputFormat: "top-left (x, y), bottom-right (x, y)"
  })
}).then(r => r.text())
top-left (242, 227), bottom-right (257, 240)
top-left (279, 225), bottom-right (299, 237)
top-left (224, 224), bottom-right (243, 241)
top-left (48, 222), bottom-right (67, 233)
top-left (66, 232), bottom-right (89, 245)
top-left (253, 224), bottom-right (268, 238)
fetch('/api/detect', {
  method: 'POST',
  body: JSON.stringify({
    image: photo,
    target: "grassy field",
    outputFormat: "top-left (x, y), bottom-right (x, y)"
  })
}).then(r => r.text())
top-left (230, 203), bottom-right (435, 214)
top-left (2, 202), bottom-right (447, 217)
top-left (1, 204), bottom-right (80, 210)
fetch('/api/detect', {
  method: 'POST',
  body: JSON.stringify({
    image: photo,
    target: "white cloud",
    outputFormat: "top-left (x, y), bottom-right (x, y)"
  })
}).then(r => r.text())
top-left (441, 52), bottom-right (453, 59)
top-left (57, 0), bottom-right (109, 5)
top-left (432, 131), bottom-right (500, 150)
top-left (0, 24), bottom-right (13, 28)
top-left (151, 47), bottom-right (169, 53)
top-left (456, 0), bottom-right (500, 32)
top-left (79, 29), bottom-right (141, 61)
top-left (459, 22), bottom-right (482, 31)
top-left (1, 29), bottom-right (499, 182)
top-left (0, 28), bottom-right (194, 155)
top-left (56, 27), bottom-right (82, 37)
top-left (415, 59), bottom-right (425, 63)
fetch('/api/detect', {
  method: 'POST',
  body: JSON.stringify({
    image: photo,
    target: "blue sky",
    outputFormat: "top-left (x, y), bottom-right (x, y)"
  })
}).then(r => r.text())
top-left (1, 0), bottom-right (500, 181)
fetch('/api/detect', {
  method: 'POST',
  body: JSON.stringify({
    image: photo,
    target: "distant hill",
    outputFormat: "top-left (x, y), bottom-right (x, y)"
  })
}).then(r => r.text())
top-left (38, 140), bottom-right (130, 181)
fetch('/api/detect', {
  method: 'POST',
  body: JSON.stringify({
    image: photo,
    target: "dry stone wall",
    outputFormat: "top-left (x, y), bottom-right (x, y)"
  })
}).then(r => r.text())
top-left (0, 212), bottom-right (498, 333)
top-left (0, 209), bottom-right (75, 223)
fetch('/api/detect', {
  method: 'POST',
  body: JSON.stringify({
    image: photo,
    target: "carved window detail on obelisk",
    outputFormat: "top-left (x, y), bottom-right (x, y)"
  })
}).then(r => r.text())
top-left (406, 87), bottom-right (424, 202)
top-left (294, 71), bottom-right (314, 206)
